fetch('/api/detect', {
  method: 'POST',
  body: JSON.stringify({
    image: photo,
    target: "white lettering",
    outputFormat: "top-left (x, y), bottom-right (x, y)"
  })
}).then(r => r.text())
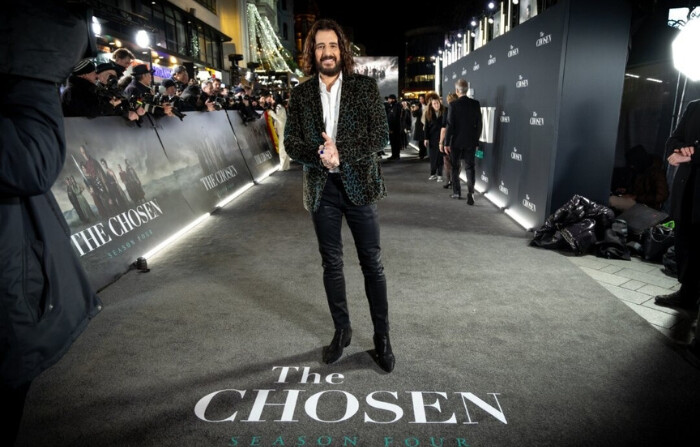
top-left (364, 391), bottom-right (403, 424)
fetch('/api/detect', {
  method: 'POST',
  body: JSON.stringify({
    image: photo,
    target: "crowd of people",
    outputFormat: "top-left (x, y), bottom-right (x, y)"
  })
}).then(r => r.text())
top-left (61, 48), bottom-right (291, 123)
top-left (384, 81), bottom-right (482, 206)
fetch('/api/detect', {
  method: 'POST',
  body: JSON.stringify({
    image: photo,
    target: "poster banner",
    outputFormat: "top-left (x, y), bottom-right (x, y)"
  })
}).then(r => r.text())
top-left (227, 111), bottom-right (280, 182)
top-left (153, 111), bottom-right (254, 214)
top-left (353, 56), bottom-right (400, 101)
top-left (55, 115), bottom-right (198, 289)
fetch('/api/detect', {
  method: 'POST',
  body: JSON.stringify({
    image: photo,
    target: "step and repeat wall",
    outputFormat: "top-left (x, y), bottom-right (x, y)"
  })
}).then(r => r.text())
top-left (53, 111), bottom-right (279, 291)
top-left (443, 0), bottom-right (630, 229)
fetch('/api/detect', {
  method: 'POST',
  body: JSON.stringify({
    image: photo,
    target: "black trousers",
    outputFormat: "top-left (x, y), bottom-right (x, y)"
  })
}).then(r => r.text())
top-left (0, 381), bottom-right (31, 446)
top-left (450, 146), bottom-right (476, 196)
top-left (389, 130), bottom-right (402, 159)
top-left (429, 144), bottom-right (444, 176)
top-left (674, 179), bottom-right (700, 303)
top-left (311, 174), bottom-right (389, 334)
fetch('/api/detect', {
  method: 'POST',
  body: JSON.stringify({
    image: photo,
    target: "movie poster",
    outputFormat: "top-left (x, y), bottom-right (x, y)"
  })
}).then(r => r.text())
top-left (353, 56), bottom-right (399, 101)
top-left (519, 0), bottom-right (538, 24)
top-left (226, 111), bottom-right (280, 182)
top-left (55, 115), bottom-right (198, 289)
top-left (154, 111), bottom-right (254, 214)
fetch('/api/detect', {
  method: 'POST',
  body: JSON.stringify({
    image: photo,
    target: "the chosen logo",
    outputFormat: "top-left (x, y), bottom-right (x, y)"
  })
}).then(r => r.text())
top-left (508, 45), bottom-right (519, 58)
top-left (194, 366), bottom-right (508, 438)
top-left (536, 31), bottom-right (552, 47)
top-left (451, 72), bottom-right (457, 79)
top-left (516, 75), bottom-right (529, 88)
top-left (488, 54), bottom-right (496, 65)
top-left (529, 111), bottom-right (545, 126)
top-left (499, 181), bottom-right (509, 195)
top-left (500, 111), bottom-right (510, 123)
top-left (511, 147), bottom-right (523, 161)
top-left (473, 61), bottom-right (480, 71)
top-left (71, 199), bottom-right (164, 257)
top-left (481, 171), bottom-right (489, 183)
top-left (461, 67), bottom-right (468, 76)
top-left (522, 194), bottom-right (537, 212)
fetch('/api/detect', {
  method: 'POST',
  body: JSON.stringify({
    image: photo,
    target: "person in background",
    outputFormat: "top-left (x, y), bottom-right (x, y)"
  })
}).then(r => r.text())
top-left (385, 94), bottom-right (402, 160)
top-left (267, 93), bottom-right (290, 170)
top-left (609, 144), bottom-right (668, 212)
top-left (110, 47), bottom-right (135, 78)
top-left (654, 99), bottom-right (700, 323)
top-left (423, 92), bottom-right (446, 183)
top-left (285, 18), bottom-right (394, 372)
top-left (440, 92), bottom-right (459, 190)
top-left (170, 65), bottom-right (189, 93)
top-left (400, 99), bottom-right (411, 152)
top-left (444, 79), bottom-right (482, 205)
top-left (417, 94), bottom-right (428, 159)
top-left (61, 59), bottom-right (101, 117)
top-left (411, 100), bottom-right (425, 160)
top-left (1, 2), bottom-right (102, 445)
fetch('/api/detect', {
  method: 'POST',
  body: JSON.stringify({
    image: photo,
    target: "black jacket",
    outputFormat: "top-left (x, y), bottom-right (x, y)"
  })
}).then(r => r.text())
top-left (0, 1), bottom-right (102, 389)
top-left (61, 75), bottom-right (101, 117)
top-left (666, 99), bottom-right (700, 223)
top-left (444, 95), bottom-right (482, 149)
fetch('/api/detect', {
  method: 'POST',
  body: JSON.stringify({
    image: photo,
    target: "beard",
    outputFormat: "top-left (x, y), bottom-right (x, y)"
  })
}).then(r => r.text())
top-left (316, 55), bottom-right (342, 76)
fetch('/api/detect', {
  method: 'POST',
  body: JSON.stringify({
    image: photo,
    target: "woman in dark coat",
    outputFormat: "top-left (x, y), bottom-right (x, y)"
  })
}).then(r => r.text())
top-left (0, 2), bottom-right (103, 444)
top-left (423, 92), bottom-right (446, 182)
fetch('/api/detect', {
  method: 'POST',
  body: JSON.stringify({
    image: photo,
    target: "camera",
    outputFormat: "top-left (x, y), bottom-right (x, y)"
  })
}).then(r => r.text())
top-left (130, 92), bottom-right (186, 121)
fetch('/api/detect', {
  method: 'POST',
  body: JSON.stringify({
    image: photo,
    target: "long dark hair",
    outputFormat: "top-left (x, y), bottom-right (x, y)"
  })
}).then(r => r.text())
top-left (301, 19), bottom-right (355, 77)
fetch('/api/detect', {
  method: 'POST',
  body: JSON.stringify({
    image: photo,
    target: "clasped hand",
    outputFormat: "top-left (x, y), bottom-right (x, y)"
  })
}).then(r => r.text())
top-left (318, 132), bottom-right (339, 170)
top-left (668, 146), bottom-right (694, 166)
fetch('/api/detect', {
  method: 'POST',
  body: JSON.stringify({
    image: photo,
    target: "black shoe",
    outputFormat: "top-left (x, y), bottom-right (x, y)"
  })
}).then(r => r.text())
top-left (654, 291), bottom-right (698, 310)
top-left (373, 333), bottom-right (395, 372)
top-left (450, 193), bottom-right (461, 199)
top-left (323, 328), bottom-right (352, 364)
top-left (443, 182), bottom-right (451, 189)
top-left (467, 193), bottom-right (474, 205)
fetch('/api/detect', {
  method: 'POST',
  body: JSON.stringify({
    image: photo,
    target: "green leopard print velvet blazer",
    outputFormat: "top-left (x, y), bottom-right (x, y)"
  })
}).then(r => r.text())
top-left (284, 73), bottom-right (389, 212)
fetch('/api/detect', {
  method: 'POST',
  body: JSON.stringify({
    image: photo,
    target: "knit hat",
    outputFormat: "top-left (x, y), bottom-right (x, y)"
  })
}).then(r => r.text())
top-left (73, 58), bottom-right (96, 75)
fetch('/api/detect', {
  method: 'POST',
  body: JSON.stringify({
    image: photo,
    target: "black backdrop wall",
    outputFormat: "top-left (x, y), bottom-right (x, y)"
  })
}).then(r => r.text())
top-left (442, 0), bottom-right (631, 229)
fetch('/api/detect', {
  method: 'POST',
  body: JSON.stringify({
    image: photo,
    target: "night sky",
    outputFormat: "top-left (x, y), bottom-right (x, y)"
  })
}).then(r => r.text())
top-left (315, 0), bottom-right (483, 56)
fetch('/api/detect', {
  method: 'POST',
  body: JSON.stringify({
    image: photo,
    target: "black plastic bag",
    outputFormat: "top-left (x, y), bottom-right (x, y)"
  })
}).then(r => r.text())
top-left (641, 224), bottom-right (674, 262)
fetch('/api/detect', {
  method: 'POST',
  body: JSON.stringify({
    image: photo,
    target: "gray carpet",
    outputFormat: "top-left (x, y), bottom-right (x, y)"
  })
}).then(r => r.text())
top-left (17, 154), bottom-right (700, 447)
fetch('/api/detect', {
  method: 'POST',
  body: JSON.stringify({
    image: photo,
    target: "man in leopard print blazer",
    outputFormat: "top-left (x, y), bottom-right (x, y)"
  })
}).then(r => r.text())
top-left (285, 18), bottom-right (394, 372)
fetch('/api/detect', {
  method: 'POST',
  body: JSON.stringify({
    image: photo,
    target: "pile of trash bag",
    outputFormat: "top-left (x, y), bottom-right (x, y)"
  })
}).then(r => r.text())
top-left (531, 195), bottom-right (616, 256)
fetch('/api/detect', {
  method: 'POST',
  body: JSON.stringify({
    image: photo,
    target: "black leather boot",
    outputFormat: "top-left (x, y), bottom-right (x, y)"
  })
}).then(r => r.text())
top-left (373, 333), bottom-right (395, 372)
top-left (323, 328), bottom-right (352, 364)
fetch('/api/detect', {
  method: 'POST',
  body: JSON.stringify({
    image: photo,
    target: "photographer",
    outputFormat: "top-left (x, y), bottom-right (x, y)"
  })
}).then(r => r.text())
top-left (200, 79), bottom-right (219, 112)
top-left (61, 59), bottom-right (101, 117)
top-left (95, 62), bottom-right (136, 119)
top-left (170, 65), bottom-right (189, 94)
top-left (124, 64), bottom-right (174, 118)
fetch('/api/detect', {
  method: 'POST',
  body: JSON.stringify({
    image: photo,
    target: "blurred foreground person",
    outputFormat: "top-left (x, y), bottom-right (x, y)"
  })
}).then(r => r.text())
top-left (0, 1), bottom-right (103, 444)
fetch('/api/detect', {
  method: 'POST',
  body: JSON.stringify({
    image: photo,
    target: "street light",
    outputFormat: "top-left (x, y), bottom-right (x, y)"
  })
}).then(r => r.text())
top-left (135, 30), bottom-right (153, 87)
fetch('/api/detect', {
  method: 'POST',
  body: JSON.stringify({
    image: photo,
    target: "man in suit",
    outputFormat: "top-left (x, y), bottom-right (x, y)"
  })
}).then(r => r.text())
top-left (655, 100), bottom-right (700, 319)
top-left (284, 19), bottom-right (394, 372)
top-left (444, 79), bottom-right (482, 205)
